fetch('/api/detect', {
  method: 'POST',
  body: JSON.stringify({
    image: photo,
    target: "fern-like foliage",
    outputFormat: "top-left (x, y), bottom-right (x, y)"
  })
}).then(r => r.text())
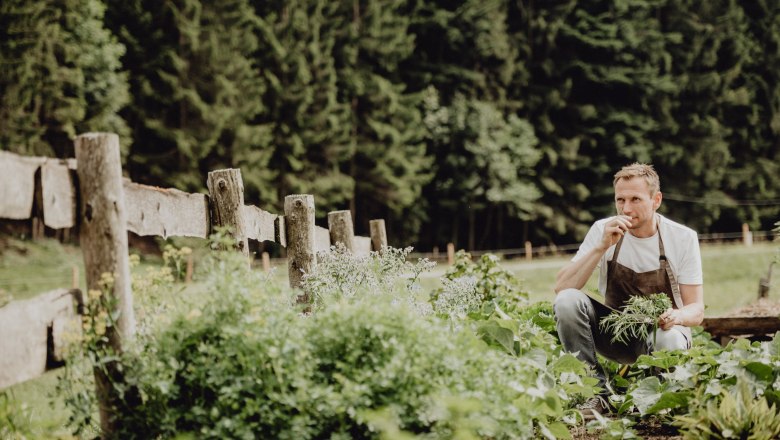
top-left (599, 294), bottom-right (672, 344)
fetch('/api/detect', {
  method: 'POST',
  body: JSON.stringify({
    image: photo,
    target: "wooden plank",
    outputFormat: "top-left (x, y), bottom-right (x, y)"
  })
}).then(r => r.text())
top-left (124, 181), bottom-right (209, 238)
top-left (243, 205), bottom-right (278, 243)
top-left (354, 236), bottom-right (371, 256)
top-left (0, 151), bottom-right (44, 220)
top-left (314, 225), bottom-right (331, 253)
top-left (701, 316), bottom-right (780, 337)
top-left (0, 289), bottom-right (81, 389)
top-left (41, 161), bottom-right (77, 229)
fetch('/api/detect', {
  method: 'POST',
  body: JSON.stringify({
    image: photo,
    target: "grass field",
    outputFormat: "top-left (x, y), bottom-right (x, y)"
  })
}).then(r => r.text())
top-left (1, 237), bottom-right (778, 312)
top-left (505, 242), bottom-right (779, 316)
top-left (0, 237), bottom-right (778, 437)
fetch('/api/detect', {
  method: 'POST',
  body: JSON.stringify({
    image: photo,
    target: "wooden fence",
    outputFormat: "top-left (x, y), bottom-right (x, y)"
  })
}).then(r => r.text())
top-left (0, 133), bottom-right (389, 435)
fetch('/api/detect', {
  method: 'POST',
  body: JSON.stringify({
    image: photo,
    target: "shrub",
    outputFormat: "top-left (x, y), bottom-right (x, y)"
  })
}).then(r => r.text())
top-left (107, 294), bottom-right (583, 439)
top-left (62, 244), bottom-right (587, 439)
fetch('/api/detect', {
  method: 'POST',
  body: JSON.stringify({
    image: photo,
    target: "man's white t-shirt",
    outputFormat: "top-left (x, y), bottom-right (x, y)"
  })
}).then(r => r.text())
top-left (572, 214), bottom-right (703, 295)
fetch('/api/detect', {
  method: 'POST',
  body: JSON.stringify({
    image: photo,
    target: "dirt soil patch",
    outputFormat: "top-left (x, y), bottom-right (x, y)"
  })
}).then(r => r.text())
top-left (571, 419), bottom-right (682, 439)
top-left (723, 298), bottom-right (780, 317)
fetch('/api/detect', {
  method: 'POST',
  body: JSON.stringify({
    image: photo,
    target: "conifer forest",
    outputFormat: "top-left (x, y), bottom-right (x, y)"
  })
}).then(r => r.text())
top-left (2, 0), bottom-right (779, 250)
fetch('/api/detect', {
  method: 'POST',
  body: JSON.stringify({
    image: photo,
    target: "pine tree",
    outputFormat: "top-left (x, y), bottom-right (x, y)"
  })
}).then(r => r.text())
top-left (106, 0), bottom-right (269, 195)
top-left (332, 0), bottom-right (431, 240)
top-left (421, 88), bottom-right (541, 250)
top-left (651, 0), bottom-right (754, 231)
top-left (0, 0), bottom-right (129, 157)
top-left (513, 0), bottom-right (677, 242)
top-left (404, 0), bottom-right (540, 249)
top-left (252, 0), bottom-right (353, 212)
top-left (722, 0), bottom-right (780, 230)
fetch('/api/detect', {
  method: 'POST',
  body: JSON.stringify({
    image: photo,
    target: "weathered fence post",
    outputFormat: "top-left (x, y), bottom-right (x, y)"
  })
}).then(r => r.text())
top-left (525, 241), bottom-right (533, 261)
top-left (742, 223), bottom-right (753, 247)
top-left (369, 219), bottom-right (387, 253)
top-left (261, 252), bottom-right (271, 272)
top-left (285, 195), bottom-right (316, 303)
top-left (447, 242), bottom-right (455, 265)
top-left (71, 265), bottom-right (79, 289)
top-left (75, 132), bottom-right (135, 437)
top-left (207, 169), bottom-right (249, 257)
top-left (328, 210), bottom-right (355, 252)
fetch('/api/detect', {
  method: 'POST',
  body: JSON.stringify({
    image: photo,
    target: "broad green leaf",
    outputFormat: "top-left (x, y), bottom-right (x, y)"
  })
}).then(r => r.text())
top-left (662, 363), bottom-right (698, 385)
top-left (629, 377), bottom-right (663, 415)
top-left (645, 391), bottom-right (692, 415)
top-left (744, 361), bottom-right (773, 382)
top-left (704, 379), bottom-right (723, 396)
top-left (476, 321), bottom-right (515, 355)
top-left (553, 353), bottom-right (587, 375)
top-left (522, 348), bottom-right (550, 370)
top-left (543, 421), bottom-right (572, 439)
top-left (634, 353), bottom-right (680, 370)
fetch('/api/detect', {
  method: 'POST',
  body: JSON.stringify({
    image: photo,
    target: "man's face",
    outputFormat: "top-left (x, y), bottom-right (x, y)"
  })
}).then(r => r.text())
top-left (614, 177), bottom-right (661, 234)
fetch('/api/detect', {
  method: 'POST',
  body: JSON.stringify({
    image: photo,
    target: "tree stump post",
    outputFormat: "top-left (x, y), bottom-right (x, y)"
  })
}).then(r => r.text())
top-left (742, 223), bottom-right (753, 247)
top-left (328, 210), bottom-right (355, 252)
top-left (75, 133), bottom-right (135, 438)
top-left (447, 243), bottom-right (455, 265)
top-left (261, 252), bottom-right (271, 272)
top-left (207, 169), bottom-right (248, 257)
top-left (284, 195), bottom-right (316, 302)
top-left (369, 219), bottom-right (387, 253)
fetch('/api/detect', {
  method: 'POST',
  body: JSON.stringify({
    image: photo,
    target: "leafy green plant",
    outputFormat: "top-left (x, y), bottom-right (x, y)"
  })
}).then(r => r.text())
top-left (438, 250), bottom-right (527, 307)
top-left (675, 379), bottom-right (780, 440)
top-left (585, 411), bottom-right (640, 440)
top-left (53, 243), bottom-right (595, 439)
top-left (600, 294), bottom-right (672, 344)
top-left (162, 244), bottom-right (192, 281)
top-left (0, 390), bottom-right (34, 440)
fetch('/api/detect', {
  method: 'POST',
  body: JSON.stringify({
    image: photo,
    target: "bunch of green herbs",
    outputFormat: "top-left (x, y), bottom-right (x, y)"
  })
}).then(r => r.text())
top-left (600, 293), bottom-right (672, 345)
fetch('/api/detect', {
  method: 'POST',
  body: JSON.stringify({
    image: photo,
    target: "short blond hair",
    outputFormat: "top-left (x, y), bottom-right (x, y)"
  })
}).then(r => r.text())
top-left (613, 163), bottom-right (660, 195)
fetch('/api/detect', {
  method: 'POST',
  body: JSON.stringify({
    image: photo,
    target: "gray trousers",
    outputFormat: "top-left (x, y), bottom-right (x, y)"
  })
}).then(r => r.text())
top-left (553, 288), bottom-right (688, 390)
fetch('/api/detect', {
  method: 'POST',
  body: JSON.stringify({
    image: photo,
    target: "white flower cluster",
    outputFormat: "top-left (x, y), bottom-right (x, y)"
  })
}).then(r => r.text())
top-left (301, 243), bottom-right (436, 312)
top-left (432, 276), bottom-right (480, 319)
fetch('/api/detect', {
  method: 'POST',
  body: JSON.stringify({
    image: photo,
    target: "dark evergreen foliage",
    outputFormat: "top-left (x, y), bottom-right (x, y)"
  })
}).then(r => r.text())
top-left (2, 0), bottom-right (779, 248)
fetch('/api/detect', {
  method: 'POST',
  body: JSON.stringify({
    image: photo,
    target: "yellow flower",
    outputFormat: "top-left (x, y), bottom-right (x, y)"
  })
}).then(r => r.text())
top-left (100, 272), bottom-right (115, 288)
top-left (88, 289), bottom-right (102, 301)
top-left (180, 247), bottom-right (192, 255)
top-left (94, 321), bottom-right (106, 336)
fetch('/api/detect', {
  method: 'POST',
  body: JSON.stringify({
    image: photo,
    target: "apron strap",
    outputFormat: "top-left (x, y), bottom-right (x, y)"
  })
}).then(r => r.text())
top-left (610, 231), bottom-right (626, 262)
top-left (657, 216), bottom-right (685, 309)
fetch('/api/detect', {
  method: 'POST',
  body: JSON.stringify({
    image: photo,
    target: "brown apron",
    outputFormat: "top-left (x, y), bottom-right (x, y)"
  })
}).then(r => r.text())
top-left (605, 223), bottom-right (692, 345)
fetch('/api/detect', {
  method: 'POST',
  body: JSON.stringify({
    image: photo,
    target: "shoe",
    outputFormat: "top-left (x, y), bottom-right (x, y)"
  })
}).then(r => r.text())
top-left (578, 395), bottom-right (610, 421)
